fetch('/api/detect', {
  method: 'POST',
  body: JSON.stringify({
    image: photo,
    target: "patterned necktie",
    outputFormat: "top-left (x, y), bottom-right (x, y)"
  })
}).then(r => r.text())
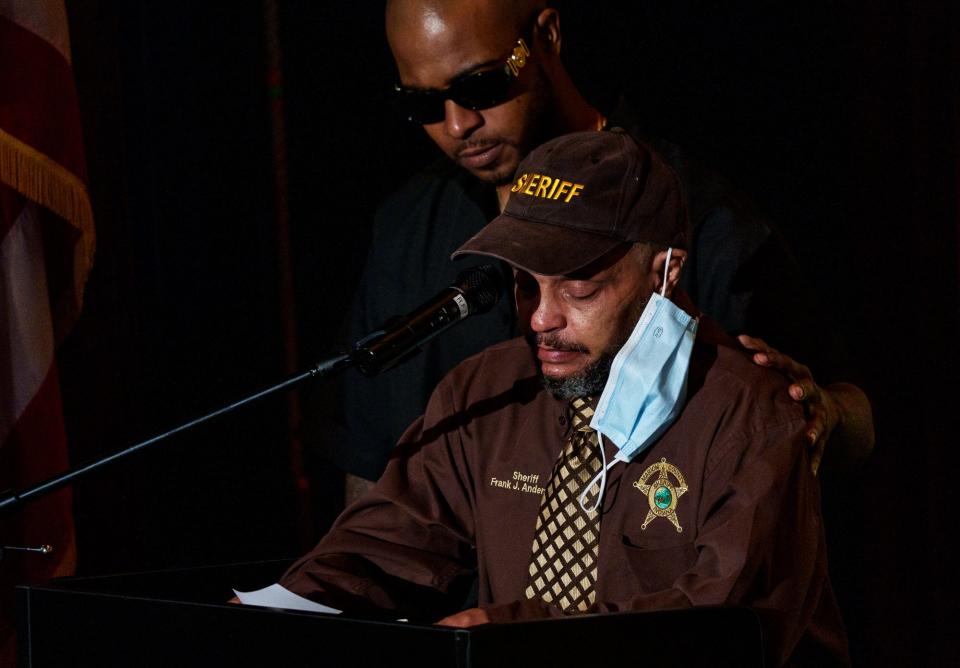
top-left (524, 396), bottom-right (603, 613)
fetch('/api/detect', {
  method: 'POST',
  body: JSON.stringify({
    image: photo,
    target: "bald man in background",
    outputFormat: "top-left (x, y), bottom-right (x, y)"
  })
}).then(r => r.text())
top-left (315, 0), bottom-right (873, 504)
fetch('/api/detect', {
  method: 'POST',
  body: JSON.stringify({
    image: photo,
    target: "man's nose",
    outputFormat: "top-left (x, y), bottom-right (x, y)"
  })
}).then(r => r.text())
top-left (443, 99), bottom-right (483, 139)
top-left (529, 291), bottom-right (564, 334)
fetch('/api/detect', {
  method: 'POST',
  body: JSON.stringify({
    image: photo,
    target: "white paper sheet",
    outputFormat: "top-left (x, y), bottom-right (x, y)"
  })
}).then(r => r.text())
top-left (233, 583), bottom-right (342, 615)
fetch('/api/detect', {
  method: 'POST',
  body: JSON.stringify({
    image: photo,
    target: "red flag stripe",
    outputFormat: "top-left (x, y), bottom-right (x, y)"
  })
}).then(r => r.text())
top-left (0, 14), bottom-right (86, 180)
top-left (0, 2), bottom-right (73, 64)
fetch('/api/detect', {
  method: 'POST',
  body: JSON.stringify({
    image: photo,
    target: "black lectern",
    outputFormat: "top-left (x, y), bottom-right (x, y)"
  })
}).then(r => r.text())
top-left (17, 560), bottom-right (764, 667)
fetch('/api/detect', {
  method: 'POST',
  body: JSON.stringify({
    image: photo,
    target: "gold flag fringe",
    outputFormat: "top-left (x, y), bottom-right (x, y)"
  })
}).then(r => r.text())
top-left (0, 127), bottom-right (96, 336)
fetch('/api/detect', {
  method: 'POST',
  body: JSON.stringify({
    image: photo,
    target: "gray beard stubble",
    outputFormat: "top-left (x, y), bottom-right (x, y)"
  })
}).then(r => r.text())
top-left (535, 288), bottom-right (651, 400)
top-left (541, 352), bottom-right (615, 400)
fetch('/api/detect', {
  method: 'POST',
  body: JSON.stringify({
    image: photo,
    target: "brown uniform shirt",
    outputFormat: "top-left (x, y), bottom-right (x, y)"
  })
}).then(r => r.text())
top-left (282, 328), bottom-right (849, 666)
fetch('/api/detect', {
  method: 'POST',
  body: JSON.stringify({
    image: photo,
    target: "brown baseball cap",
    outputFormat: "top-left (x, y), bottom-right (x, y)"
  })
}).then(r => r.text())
top-left (452, 129), bottom-right (688, 276)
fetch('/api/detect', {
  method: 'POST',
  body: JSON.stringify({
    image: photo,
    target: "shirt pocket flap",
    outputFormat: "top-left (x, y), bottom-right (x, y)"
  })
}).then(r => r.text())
top-left (621, 533), bottom-right (698, 591)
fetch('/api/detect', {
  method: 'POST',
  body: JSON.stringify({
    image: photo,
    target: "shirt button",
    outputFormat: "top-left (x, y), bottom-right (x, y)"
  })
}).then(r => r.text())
top-left (558, 414), bottom-right (567, 426)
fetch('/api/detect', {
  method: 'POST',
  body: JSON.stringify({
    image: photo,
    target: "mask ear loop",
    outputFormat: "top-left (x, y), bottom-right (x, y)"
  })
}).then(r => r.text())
top-left (661, 247), bottom-right (672, 297)
top-left (578, 431), bottom-right (618, 514)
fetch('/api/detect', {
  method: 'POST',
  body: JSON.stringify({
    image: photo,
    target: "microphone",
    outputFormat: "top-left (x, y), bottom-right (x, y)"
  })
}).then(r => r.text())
top-left (352, 264), bottom-right (504, 376)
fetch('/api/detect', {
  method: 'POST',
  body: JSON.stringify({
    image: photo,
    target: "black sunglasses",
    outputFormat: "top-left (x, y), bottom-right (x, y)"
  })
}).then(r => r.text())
top-left (392, 36), bottom-right (532, 125)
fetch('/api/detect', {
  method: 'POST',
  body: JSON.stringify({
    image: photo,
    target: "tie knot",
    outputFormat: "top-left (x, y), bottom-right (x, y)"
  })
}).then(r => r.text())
top-left (569, 397), bottom-right (598, 432)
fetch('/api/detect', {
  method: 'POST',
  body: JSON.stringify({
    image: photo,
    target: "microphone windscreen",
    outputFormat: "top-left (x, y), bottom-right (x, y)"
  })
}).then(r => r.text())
top-left (455, 264), bottom-right (503, 314)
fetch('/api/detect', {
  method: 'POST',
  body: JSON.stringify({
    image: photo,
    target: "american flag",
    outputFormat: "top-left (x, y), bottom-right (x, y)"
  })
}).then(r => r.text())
top-left (0, 0), bottom-right (94, 657)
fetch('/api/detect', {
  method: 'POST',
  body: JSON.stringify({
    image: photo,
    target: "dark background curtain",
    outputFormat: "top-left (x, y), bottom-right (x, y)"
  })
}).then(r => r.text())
top-left (51, 1), bottom-right (958, 664)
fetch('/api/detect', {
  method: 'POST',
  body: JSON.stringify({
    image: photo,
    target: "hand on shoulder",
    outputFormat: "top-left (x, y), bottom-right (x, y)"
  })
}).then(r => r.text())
top-left (737, 334), bottom-right (874, 474)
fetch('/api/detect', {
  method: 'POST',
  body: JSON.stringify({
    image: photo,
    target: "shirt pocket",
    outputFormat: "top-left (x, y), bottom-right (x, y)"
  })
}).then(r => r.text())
top-left (621, 533), bottom-right (698, 592)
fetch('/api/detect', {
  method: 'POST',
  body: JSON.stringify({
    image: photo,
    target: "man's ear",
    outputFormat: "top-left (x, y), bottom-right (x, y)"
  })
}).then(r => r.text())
top-left (536, 8), bottom-right (561, 55)
top-left (651, 248), bottom-right (687, 298)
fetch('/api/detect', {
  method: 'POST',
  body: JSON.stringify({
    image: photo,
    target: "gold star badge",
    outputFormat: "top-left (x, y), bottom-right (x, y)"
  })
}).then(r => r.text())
top-left (634, 458), bottom-right (688, 533)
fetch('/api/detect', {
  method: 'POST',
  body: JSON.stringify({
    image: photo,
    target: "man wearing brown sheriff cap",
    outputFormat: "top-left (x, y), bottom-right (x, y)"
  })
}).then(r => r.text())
top-left (281, 131), bottom-right (850, 667)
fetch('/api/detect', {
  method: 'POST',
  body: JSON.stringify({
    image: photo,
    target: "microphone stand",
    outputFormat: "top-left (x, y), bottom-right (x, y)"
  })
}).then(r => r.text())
top-left (0, 352), bottom-right (353, 515)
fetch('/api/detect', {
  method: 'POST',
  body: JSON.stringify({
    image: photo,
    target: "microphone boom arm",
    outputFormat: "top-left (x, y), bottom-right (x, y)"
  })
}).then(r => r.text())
top-left (0, 352), bottom-right (353, 513)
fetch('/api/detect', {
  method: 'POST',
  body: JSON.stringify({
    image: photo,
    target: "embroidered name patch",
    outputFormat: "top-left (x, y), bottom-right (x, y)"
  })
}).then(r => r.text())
top-left (489, 470), bottom-right (545, 496)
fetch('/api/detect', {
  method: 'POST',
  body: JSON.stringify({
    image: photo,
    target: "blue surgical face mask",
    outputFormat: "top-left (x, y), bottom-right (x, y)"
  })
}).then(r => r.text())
top-left (578, 248), bottom-right (698, 512)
